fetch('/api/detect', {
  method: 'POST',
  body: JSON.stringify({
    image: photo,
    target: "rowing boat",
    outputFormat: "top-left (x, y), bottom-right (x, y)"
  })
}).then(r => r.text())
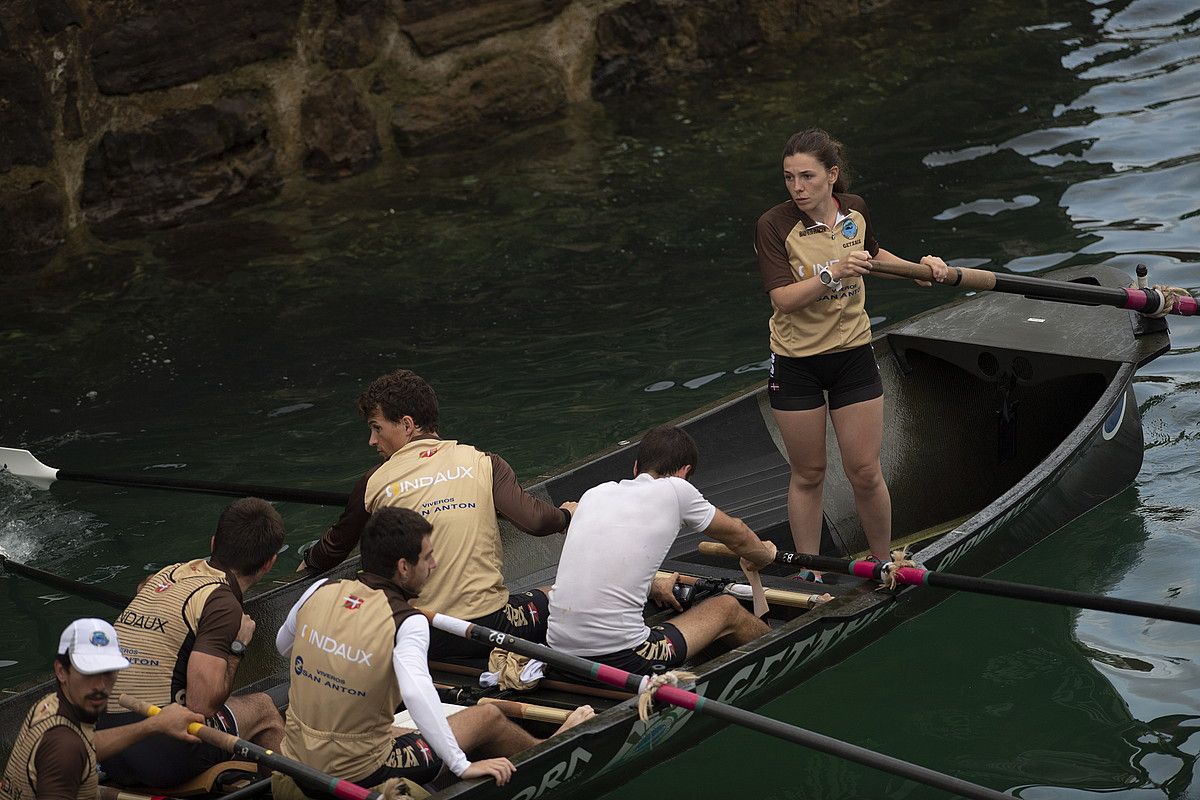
top-left (0, 263), bottom-right (1172, 798)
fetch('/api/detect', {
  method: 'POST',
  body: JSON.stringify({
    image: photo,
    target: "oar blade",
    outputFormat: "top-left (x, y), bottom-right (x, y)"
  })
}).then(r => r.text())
top-left (0, 448), bottom-right (58, 490)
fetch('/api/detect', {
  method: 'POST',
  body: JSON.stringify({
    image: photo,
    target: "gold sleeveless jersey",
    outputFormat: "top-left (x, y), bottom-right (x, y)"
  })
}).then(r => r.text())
top-left (281, 574), bottom-right (418, 780)
top-left (1, 691), bottom-right (97, 800)
top-left (365, 439), bottom-right (504, 619)
top-left (110, 559), bottom-right (236, 706)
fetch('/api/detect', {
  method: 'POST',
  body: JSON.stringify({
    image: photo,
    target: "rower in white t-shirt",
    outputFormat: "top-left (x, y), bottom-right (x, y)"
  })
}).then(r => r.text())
top-left (548, 425), bottom-right (777, 673)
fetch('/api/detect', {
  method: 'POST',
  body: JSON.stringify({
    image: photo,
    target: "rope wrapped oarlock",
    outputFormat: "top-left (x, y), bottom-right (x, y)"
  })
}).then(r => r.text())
top-left (378, 777), bottom-right (421, 800)
top-left (636, 670), bottom-right (697, 721)
top-left (1146, 285), bottom-right (1193, 318)
top-left (878, 548), bottom-right (920, 590)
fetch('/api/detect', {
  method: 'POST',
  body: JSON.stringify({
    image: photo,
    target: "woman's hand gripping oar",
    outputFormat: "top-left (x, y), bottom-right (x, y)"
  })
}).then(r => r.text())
top-left (422, 612), bottom-right (1014, 800)
top-left (699, 541), bottom-right (1200, 626)
top-left (869, 257), bottom-right (1198, 317)
top-left (117, 696), bottom-right (393, 800)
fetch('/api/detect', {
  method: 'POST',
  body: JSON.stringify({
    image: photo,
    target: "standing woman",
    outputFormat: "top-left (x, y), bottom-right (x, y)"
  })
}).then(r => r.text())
top-left (754, 128), bottom-right (948, 572)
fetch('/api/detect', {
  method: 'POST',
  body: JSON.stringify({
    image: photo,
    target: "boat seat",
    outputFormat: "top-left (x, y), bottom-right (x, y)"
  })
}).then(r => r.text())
top-left (393, 702), bottom-right (468, 730)
top-left (124, 760), bottom-right (258, 797)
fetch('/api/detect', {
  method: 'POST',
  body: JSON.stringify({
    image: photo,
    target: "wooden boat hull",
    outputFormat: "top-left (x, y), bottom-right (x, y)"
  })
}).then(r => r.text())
top-left (0, 264), bottom-right (1171, 795)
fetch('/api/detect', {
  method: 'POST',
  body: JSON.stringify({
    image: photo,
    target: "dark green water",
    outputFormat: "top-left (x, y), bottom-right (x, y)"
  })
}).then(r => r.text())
top-left (2, 0), bottom-right (1198, 796)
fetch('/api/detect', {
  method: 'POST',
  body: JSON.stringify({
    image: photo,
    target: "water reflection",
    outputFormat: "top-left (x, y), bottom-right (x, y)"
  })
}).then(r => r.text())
top-left (0, 0), bottom-right (1197, 795)
top-left (921, 0), bottom-right (1200, 279)
top-left (605, 0), bottom-right (1199, 797)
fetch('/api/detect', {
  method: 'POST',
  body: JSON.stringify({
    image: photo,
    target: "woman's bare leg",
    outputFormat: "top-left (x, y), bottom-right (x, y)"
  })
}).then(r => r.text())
top-left (772, 406), bottom-right (828, 557)
top-left (829, 396), bottom-right (891, 560)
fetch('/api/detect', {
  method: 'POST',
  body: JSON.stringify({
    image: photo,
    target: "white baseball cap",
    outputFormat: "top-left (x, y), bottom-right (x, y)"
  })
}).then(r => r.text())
top-left (57, 619), bottom-right (131, 675)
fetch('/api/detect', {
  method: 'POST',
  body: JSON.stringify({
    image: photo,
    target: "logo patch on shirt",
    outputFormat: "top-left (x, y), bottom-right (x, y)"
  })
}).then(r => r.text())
top-left (343, 595), bottom-right (363, 610)
top-left (418, 448), bottom-right (438, 459)
top-left (842, 219), bottom-right (858, 239)
top-left (299, 625), bottom-right (373, 665)
top-left (153, 577), bottom-right (174, 593)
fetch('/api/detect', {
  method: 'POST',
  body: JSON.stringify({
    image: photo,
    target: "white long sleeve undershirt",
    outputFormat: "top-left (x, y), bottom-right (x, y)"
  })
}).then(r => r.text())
top-left (276, 579), bottom-right (471, 776)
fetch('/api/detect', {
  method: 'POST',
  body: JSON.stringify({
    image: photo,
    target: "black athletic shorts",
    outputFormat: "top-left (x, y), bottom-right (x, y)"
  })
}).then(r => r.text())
top-left (357, 732), bottom-right (445, 787)
top-left (98, 705), bottom-right (238, 787)
top-left (428, 589), bottom-right (550, 661)
top-left (592, 624), bottom-right (688, 675)
top-left (767, 344), bottom-right (883, 411)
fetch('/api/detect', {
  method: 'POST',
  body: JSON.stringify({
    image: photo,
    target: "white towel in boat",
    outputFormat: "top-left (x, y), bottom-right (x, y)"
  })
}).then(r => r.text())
top-left (480, 650), bottom-right (546, 690)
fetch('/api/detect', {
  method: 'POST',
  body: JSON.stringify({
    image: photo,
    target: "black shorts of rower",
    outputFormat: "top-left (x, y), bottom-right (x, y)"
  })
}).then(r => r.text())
top-left (357, 731), bottom-right (445, 787)
top-left (767, 344), bottom-right (883, 411)
top-left (428, 589), bottom-right (551, 661)
top-left (593, 624), bottom-right (688, 675)
top-left (97, 704), bottom-right (238, 787)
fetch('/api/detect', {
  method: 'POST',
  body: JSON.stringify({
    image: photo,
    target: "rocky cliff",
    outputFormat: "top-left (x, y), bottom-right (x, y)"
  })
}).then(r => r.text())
top-left (0, 0), bottom-right (868, 270)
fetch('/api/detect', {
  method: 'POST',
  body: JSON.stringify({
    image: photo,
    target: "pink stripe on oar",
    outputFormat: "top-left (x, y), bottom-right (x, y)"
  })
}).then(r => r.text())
top-left (653, 684), bottom-right (702, 711)
top-left (850, 560), bottom-right (877, 579)
top-left (1122, 287), bottom-right (1150, 311)
top-left (1176, 295), bottom-right (1198, 316)
top-left (895, 567), bottom-right (929, 585)
top-left (594, 663), bottom-right (630, 688)
top-left (331, 782), bottom-right (375, 800)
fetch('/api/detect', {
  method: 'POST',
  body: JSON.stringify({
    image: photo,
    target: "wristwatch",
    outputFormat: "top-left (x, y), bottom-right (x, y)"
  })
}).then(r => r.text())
top-left (818, 265), bottom-right (837, 287)
top-left (230, 640), bottom-right (248, 657)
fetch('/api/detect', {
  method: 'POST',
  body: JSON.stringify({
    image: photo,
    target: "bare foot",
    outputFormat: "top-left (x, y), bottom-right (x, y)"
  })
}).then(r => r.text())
top-left (555, 705), bottom-right (595, 734)
top-left (809, 592), bottom-right (834, 606)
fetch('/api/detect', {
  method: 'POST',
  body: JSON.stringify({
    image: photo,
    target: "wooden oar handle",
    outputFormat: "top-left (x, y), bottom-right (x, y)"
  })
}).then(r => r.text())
top-left (478, 697), bottom-right (571, 724)
top-left (118, 694), bottom-right (236, 752)
top-left (118, 694), bottom-right (157, 717)
top-left (870, 257), bottom-right (997, 292)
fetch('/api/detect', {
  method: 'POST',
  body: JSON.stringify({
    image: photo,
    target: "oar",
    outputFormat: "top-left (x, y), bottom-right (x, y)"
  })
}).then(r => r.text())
top-left (433, 684), bottom-right (574, 724)
top-left (427, 613), bottom-right (1013, 800)
top-left (699, 542), bottom-right (1200, 626)
top-left (430, 660), bottom-right (634, 702)
top-left (100, 775), bottom-right (270, 800)
top-left (655, 571), bottom-right (829, 609)
top-left (0, 553), bottom-right (130, 609)
top-left (118, 696), bottom-right (384, 800)
top-left (870, 257), bottom-right (1198, 317)
top-left (1, 447), bottom-right (349, 506)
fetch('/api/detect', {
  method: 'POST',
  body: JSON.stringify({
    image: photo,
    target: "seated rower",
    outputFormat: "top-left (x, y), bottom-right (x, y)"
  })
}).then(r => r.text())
top-left (1, 619), bottom-right (201, 800)
top-left (298, 369), bottom-right (574, 660)
top-left (97, 498), bottom-right (287, 787)
top-left (547, 425), bottom-right (777, 674)
top-left (274, 507), bottom-right (593, 799)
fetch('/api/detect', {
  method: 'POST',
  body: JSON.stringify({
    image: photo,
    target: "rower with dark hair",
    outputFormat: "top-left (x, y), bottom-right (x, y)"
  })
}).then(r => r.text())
top-left (299, 369), bottom-right (575, 660)
top-left (547, 425), bottom-right (779, 673)
top-left (1, 619), bottom-right (200, 800)
top-left (96, 497), bottom-right (286, 787)
top-left (274, 507), bottom-right (592, 798)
